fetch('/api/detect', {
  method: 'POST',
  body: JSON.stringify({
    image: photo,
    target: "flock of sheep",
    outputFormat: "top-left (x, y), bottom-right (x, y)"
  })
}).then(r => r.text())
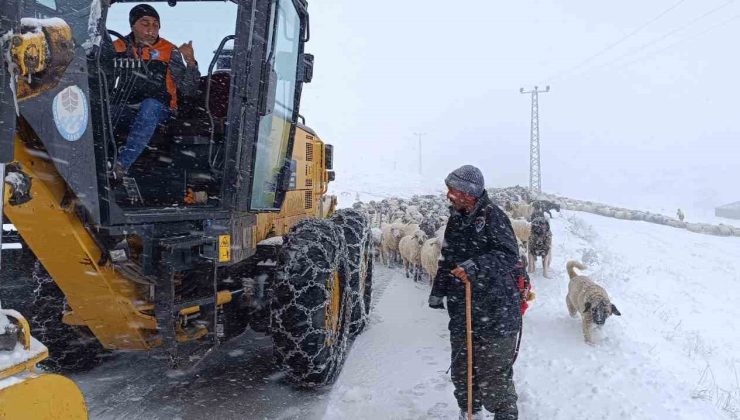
top-left (352, 186), bottom-right (552, 283)
top-left (355, 194), bottom-right (448, 283)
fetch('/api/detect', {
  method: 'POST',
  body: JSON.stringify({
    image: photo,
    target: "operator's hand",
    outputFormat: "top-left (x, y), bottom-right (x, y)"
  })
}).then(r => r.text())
top-left (451, 267), bottom-right (470, 284)
top-left (179, 41), bottom-right (197, 67)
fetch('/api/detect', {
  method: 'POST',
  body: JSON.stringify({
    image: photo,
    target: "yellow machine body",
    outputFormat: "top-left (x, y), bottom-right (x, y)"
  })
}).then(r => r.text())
top-left (4, 133), bottom-right (157, 350)
top-left (4, 124), bottom-right (336, 351)
top-left (2, 1), bottom-right (336, 365)
top-left (9, 18), bottom-right (74, 101)
top-left (0, 310), bottom-right (88, 419)
top-left (254, 125), bottom-right (336, 242)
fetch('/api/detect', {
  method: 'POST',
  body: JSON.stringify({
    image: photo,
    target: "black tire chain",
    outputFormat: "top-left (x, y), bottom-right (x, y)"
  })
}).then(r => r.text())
top-left (270, 218), bottom-right (353, 387)
top-left (330, 208), bottom-right (373, 337)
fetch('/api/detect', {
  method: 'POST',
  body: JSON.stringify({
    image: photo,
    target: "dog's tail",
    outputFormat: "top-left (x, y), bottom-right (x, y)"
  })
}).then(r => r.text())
top-left (566, 260), bottom-right (587, 279)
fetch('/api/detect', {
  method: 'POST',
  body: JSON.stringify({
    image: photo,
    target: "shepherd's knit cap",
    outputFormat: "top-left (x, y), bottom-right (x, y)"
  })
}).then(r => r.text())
top-left (445, 165), bottom-right (485, 197)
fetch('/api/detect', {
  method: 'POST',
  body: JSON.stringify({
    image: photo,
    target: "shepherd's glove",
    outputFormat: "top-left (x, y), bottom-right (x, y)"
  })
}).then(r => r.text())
top-left (458, 259), bottom-right (477, 275)
top-left (428, 295), bottom-right (445, 310)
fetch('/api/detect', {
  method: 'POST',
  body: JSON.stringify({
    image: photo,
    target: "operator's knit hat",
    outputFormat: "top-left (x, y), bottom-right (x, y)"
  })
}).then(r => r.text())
top-left (129, 4), bottom-right (160, 27)
top-left (445, 165), bottom-right (485, 197)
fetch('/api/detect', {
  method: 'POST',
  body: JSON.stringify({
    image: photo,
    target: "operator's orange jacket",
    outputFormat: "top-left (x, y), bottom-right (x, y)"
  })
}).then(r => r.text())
top-left (113, 36), bottom-right (179, 109)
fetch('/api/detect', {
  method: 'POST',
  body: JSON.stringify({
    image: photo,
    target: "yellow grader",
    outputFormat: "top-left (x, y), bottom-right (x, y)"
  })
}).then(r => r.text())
top-left (0, 0), bottom-right (372, 399)
top-left (0, 306), bottom-right (87, 419)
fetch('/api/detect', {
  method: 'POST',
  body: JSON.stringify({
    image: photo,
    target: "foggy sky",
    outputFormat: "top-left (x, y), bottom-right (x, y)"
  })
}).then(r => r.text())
top-left (299, 0), bottom-right (740, 209)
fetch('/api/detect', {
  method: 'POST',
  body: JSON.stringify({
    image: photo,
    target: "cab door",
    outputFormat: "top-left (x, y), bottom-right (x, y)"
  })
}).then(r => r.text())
top-left (225, 0), bottom-right (308, 212)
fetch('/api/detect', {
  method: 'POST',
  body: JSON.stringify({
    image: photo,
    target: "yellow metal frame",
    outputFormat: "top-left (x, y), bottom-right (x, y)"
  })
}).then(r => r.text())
top-left (4, 136), bottom-right (156, 351)
top-left (4, 123), bottom-right (334, 353)
top-left (0, 374), bottom-right (88, 419)
top-left (0, 309), bottom-right (47, 381)
top-left (10, 18), bottom-right (75, 101)
top-left (254, 125), bottom-right (336, 243)
top-left (324, 271), bottom-right (341, 346)
top-left (0, 309), bottom-right (88, 420)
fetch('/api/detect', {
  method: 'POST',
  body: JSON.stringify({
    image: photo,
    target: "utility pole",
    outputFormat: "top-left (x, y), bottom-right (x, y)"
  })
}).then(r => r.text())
top-left (413, 132), bottom-right (426, 175)
top-left (520, 86), bottom-right (549, 194)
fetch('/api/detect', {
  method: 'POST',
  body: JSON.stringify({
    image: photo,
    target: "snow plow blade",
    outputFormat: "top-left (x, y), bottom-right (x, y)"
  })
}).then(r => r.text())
top-left (0, 374), bottom-right (87, 419)
top-left (0, 309), bottom-right (88, 419)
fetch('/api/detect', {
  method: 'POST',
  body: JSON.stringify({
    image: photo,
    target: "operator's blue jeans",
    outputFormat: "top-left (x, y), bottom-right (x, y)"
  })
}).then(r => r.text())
top-left (116, 98), bottom-right (171, 172)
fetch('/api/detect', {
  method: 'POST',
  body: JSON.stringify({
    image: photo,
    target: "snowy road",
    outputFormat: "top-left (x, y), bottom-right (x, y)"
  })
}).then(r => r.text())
top-left (74, 264), bottom-right (451, 420)
top-left (74, 209), bottom-right (740, 419)
top-left (74, 327), bottom-right (332, 419)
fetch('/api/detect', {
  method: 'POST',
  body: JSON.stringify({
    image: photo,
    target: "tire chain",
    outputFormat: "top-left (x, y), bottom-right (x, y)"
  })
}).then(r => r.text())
top-left (330, 208), bottom-right (372, 335)
top-left (270, 218), bottom-right (352, 387)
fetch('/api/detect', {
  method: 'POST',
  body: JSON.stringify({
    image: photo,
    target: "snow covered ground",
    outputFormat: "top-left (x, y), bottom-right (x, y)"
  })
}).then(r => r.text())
top-left (322, 209), bottom-right (740, 419)
top-left (65, 166), bottom-right (740, 419)
top-left (73, 207), bottom-right (740, 419)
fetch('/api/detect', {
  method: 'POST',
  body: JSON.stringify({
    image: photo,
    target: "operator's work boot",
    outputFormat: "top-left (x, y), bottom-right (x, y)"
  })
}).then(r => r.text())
top-left (109, 161), bottom-right (126, 184)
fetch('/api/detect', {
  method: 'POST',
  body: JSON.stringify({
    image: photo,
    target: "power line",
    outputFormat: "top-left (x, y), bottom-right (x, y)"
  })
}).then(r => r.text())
top-left (544, 0), bottom-right (688, 83)
top-left (568, 0), bottom-right (736, 80)
top-left (615, 12), bottom-right (740, 70)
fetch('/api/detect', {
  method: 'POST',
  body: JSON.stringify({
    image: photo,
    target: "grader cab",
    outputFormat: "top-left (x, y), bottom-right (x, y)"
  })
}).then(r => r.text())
top-left (0, 0), bottom-right (371, 388)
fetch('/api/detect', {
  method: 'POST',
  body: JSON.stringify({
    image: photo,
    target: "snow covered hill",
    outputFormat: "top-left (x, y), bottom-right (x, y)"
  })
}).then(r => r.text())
top-left (323, 209), bottom-right (740, 420)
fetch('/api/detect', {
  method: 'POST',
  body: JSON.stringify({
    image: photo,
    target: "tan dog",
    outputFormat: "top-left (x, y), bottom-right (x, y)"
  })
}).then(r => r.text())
top-left (565, 261), bottom-right (621, 343)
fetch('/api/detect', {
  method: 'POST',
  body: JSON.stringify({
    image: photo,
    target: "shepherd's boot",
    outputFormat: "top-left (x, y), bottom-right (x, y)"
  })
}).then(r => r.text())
top-left (458, 410), bottom-right (485, 420)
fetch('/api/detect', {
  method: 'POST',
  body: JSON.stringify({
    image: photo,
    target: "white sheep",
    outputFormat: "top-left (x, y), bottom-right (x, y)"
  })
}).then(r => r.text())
top-left (380, 222), bottom-right (404, 267)
top-left (400, 223), bottom-right (420, 238)
top-left (404, 205), bottom-right (424, 224)
top-left (511, 203), bottom-right (534, 220)
top-left (370, 227), bottom-right (382, 262)
top-left (420, 224), bottom-right (447, 284)
top-left (510, 219), bottom-right (532, 248)
top-left (399, 229), bottom-right (428, 282)
top-left (420, 237), bottom-right (442, 284)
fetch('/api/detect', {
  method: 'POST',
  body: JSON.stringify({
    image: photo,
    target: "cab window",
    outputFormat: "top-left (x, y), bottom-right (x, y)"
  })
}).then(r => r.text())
top-left (104, 2), bottom-right (237, 209)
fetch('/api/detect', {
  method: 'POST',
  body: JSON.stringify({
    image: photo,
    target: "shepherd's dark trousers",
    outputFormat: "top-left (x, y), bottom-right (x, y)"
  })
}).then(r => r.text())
top-left (450, 331), bottom-right (519, 419)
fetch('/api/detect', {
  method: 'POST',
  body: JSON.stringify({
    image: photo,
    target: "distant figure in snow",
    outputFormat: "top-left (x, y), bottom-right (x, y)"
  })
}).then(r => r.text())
top-left (428, 165), bottom-right (525, 420)
top-left (677, 208), bottom-right (685, 222)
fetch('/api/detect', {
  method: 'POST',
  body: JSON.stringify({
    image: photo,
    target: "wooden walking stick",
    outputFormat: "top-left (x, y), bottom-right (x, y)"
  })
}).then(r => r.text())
top-left (465, 275), bottom-right (473, 420)
top-left (452, 266), bottom-right (474, 420)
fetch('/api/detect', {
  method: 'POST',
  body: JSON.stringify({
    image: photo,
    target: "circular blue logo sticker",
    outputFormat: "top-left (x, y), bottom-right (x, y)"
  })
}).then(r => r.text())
top-left (52, 85), bottom-right (89, 142)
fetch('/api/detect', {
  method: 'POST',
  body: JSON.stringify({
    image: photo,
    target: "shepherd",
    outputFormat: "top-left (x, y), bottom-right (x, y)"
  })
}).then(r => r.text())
top-left (428, 165), bottom-right (525, 420)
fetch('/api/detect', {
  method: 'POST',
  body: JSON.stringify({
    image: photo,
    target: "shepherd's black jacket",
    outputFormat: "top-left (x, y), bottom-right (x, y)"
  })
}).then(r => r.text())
top-left (430, 191), bottom-right (522, 337)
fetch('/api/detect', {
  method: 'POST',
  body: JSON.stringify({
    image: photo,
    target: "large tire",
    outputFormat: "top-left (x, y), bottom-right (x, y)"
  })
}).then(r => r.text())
top-left (270, 218), bottom-right (352, 387)
top-left (0, 248), bottom-right (105, 372)
top-left (330, 209), bottom-right (373, 337)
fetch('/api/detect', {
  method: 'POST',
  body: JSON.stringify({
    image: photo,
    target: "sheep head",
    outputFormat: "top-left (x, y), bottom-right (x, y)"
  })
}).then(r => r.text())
top-left (414, 230), bottom-right (428, 245)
